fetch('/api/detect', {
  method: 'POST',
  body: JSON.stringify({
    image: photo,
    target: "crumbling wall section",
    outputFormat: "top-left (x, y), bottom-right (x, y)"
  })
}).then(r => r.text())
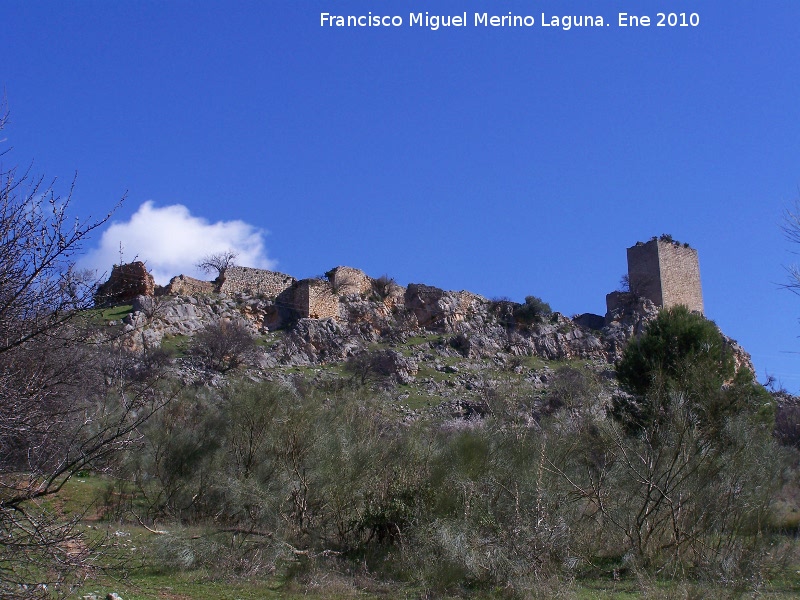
top-left (327, 266), bottom-right (373, 296)
top-left (163, 274), bottom-right (215, 296)
top-left (95, 261), bottom-right (155, 305)
top-left (277, 279), bottom-right (339, 320)
top-left (294, 279), bottom-right (339, 320)
top-left (404, 284), bottom-right (486, 331)
top-left (219, 266), bottom-right (296, 298)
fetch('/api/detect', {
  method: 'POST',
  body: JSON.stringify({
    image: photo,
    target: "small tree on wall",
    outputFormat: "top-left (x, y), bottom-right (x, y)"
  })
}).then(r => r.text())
top-left (197, 250), bottom-right (238, 280)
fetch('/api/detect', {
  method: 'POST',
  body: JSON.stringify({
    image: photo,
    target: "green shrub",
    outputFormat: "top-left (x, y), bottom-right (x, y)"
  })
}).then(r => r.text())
top-left (514, 295), bottom-right (552, 325)
top-left (612, 305), bottom-right (773, 437)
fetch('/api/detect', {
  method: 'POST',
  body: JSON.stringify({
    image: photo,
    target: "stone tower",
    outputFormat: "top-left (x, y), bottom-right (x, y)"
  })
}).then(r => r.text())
top-left (627, 237), bottom-right (704, 314)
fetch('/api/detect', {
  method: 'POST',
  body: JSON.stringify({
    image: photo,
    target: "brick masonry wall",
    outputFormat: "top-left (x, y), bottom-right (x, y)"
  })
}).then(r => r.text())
top-left (290, 279), bottom-right (339, 319)
top-left (219, 266), bottom-right (296, 298)
top-left (307, 279), bottom-right (340, 319)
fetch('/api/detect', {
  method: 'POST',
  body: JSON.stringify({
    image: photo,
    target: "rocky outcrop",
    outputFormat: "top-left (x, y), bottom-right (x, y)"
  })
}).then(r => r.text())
top-left (347, 349), bottom-right (419, 385)
top-left (105, 263), bottom-right (753, 384)
top-left (602, 296), bottom-right (660, 362)
top-left (404, 284), bottom-right (483, 331)
top-left (121, 294), bottom-right (258, 350)
top-left (602, 294), bottom-right (755, 373)
top-left (370, 349), bottom-right (418, 384)
top-left (277, 318), bottom-right (359, 364)
top-left (95, 262), bottom-right (155, 305)
top-left (724, 337), bottom-right (756, 376)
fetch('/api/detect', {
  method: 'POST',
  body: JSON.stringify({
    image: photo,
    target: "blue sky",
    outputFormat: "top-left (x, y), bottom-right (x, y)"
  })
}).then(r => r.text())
top-left (3, 1), bottom-right (800, 389)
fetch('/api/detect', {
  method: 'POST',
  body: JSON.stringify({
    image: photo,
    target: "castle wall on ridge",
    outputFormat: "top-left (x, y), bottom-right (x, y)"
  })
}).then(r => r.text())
top-left (219, 266), bottom-right (296, 298)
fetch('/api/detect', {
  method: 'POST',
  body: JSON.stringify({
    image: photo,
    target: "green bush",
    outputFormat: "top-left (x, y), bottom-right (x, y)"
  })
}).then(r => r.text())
top-left (121, 346), bottom-right (785, 591)
top-left (514, 295), bottom-right (552, 325)
top-left (612, 305), bottom-right (751, 433)
top-left (593, 305), bottom-right (782, 574)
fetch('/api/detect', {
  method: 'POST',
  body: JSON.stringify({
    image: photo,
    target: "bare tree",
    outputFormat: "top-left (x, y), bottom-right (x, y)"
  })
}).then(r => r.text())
top-left (0, 110), bottom-right (173, 597)
top-left (782, 200), bottom-right (800, 293)
top-left (189, 319), bottom-right (256, 373)
top-left (196, 250), bottom-right (238, 280)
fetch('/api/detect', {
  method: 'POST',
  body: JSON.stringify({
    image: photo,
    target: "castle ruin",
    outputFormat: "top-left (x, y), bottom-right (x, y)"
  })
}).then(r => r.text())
top-left (289, 279), bottom-right (340, 320)
top-left (95, 261), bottom-right (156, 305)
top-left (613, 237), bottom-right (704, 314)
top-left (99, 237), bottom-right (705, 335)
top-left (218, 266), bottom-right (296, 297)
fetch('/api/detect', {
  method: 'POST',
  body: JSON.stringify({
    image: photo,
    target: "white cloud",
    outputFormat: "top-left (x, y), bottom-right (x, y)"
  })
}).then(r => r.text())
top-left (82, 201), bottom-right (277, 285)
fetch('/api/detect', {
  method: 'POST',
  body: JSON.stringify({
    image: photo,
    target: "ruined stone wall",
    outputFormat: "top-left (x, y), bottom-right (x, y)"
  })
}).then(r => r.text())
top-left (95, 261), bottom-right (155, 305)
top-left (219, 266), bottom-right (296, 298)
top-left (328, 266), bottom-right (373, 296)
top-left (657, 241), bottom-right (703, 313)
top-left (293, 279), bottom-right (339, 319)
top-left (163, 274), bottom-right (215, 296)
top-left (625, 239), bottom-right (703, 314)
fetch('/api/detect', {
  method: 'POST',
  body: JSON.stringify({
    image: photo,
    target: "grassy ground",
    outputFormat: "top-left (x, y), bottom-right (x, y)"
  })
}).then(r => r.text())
top-left (73, 573), bottom-right (289, 600)
top-left (70, 569), bottom-right (800, 600)
top-left (83, 304), bottom-right (134, 325)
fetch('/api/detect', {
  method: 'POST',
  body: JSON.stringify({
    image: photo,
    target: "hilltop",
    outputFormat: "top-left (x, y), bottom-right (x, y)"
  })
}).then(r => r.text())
top-left (92, 261), bottom-right (755, 418)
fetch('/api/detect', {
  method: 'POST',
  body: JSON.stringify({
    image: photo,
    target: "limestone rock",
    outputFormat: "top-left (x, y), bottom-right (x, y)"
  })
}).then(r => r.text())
top-left (404, 284), bottom-right (483, 332)
top-left (602, 296), bottom-right (660, 362)
top-left (278, 318), bottom-right (356, 364)
top-left (369, 349), bottom-right (419, 384)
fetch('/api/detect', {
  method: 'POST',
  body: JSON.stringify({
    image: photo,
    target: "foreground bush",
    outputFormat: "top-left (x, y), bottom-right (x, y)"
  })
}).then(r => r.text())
top-left (119, 363), bottom-right (787, 594)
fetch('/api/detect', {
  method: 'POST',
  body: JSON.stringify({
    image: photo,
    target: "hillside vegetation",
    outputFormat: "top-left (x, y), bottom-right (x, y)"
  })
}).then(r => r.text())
top-left (50, 284), bottom-right (800, 597)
